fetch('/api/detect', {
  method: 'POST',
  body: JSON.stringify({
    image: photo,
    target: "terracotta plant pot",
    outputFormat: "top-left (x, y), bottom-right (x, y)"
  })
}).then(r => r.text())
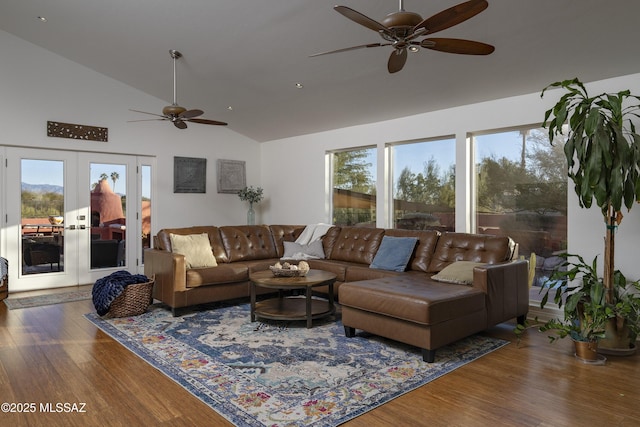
top-left (574, 339), bottom-right (599, 361)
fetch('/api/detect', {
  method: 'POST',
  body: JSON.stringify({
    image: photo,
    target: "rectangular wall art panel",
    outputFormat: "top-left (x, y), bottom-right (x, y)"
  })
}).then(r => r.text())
top-left (174, 157), bottom-right (207, 193)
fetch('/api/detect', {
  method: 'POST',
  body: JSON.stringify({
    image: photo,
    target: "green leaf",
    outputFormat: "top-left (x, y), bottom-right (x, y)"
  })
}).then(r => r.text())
top-left (564, 137), bottom-right (575, 167)
top-left (610, 170), bottom-right (623, 212)
top-left (555, 103), bottom-right (568, 129)
top-left (594, 175), bottom-right (608, 207)
top-left (584, 108), bottom-right (600, 136)
top-left (624, 178), bottom-right (635, 210)
top-left (565, 292), bottom-right (582, 313)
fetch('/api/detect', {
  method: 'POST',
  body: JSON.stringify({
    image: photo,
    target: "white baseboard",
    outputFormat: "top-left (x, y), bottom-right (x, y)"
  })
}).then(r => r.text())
top-left (528, 287), bottom-right (563, 322)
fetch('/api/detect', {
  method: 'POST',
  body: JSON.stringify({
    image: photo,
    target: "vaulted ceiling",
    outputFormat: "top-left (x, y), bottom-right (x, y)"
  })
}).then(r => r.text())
top-left (2, 0), bottom-right (639, 142)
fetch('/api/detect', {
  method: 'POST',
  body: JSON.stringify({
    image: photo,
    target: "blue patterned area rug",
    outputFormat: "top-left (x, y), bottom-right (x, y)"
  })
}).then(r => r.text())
top-left (85, 303), bottom-right (508, 426)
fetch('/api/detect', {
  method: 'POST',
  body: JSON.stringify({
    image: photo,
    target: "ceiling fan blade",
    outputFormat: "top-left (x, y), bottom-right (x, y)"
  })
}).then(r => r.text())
top-left (310, 43), bottom-right (389, 57)
top-left (421, 38), bottom-right (495, 55)
top-left (188, 118), bottom-right (228, 126)
top-left (174, 120), bottom-right (188, 129)
top-left (414, 0), bottom-right (488, 35)
top-left (129, 109), bottom-right (166, 118)
top-left (179, 109), bottom-right (204, 119)
top-left (387, 48), bottom-right (408, 74)
top-left (334, 5), bottom-right (392, 36)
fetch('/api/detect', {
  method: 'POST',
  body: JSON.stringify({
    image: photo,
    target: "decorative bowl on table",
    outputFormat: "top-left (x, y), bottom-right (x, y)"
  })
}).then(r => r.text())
top-left (48, 215), bottom-right (64, 225)
top-left (269, 261), bottom-right (310, 277)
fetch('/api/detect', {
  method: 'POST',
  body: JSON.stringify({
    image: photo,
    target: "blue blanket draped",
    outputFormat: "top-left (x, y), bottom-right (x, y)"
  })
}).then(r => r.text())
top-left (92, 270), bottom-right (150, 316)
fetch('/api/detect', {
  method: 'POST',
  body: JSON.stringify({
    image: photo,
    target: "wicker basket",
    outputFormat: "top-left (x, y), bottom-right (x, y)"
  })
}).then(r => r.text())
top-left (106, 278), bottom-right (154, 318)
top-left (269, 266), bottom-right (309, 277)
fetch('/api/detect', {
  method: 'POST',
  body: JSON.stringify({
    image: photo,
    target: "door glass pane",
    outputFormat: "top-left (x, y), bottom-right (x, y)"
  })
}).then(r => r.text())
top-left (90, 164), bottom-right (126, 269)
top-left (331, 148), bottom-right (376, 226)
top-left (141, 165), bottom-right (151, 263)
top-left (390, 138), bottom-right (455, 231)
top-left (21, 159), bottom-right (64, 275)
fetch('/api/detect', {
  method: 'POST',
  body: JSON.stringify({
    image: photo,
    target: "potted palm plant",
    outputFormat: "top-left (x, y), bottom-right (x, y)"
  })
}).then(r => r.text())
top-left (541, 78), bottom-right (640, 354)
top-left (535, 254), bottom-right (613, 361)
top-left (515, 253), bottom-right (640, 359)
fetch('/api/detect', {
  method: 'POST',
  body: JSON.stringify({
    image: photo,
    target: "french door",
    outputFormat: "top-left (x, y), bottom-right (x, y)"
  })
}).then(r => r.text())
top-left (4, 148), bottom-right (153, 292)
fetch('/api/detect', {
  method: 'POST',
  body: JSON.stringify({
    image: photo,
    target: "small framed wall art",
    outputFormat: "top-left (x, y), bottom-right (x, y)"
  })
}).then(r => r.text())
top-left (174, 156), bottom-right (207, 193)
top-left (217, 159), bottom-right (246, 194)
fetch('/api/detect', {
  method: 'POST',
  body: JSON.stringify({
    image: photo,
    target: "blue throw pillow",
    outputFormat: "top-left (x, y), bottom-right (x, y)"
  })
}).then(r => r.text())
top-left (370, 236), bottom-right (418, 272)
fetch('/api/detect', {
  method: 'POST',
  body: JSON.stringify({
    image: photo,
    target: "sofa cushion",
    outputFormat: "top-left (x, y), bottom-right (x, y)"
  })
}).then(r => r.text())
top-left (219, 225), bottom-right (278, 262)
top-left (384, 229), bottom-right (440, 273)
top-left (329, 227), bottom-right (384, 265)
top-left (370, 236), bottom-right (418, 272)
top-left (428, 232), bottom-right (513, 273)
top-left (306, 259), bottom-right (348, 282)
top-left (345, 265), bottom-right (402, 282)
top-left (431, 261), bottom-right (485, 285)
top-left (185, 264), bottom-right (249, 288)
top-left (169, 233), bottom-right (218, 269)
top-left (320, 226), bottom-right (342, 259)
top-left (339, 276), bottom-right (485, 325)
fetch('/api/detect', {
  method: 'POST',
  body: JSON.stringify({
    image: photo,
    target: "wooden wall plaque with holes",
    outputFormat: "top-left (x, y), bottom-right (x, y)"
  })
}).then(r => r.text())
top-left (47, 121), bottom-right (108, 142)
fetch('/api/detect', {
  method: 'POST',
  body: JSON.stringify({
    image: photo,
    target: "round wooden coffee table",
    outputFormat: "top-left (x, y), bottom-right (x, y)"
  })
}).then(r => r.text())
top-left (249, 269), bottom-right (337, 328)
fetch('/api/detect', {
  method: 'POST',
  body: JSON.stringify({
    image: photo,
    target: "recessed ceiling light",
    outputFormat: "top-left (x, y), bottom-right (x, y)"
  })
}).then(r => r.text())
top-left (295, 83), bottom-right (303, 89)
top-left (227, 106), bottom-right (233, 111)
top-left (408, 46), bottom-right (420, 53)
top-left (37, 16), bottom-right (47, 23)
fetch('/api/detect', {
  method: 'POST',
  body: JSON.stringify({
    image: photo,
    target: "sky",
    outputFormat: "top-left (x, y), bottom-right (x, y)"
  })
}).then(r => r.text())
top-left (21, 159), bottom-right (151, 198)
top-left (363, 130), bottom-right (527, 185)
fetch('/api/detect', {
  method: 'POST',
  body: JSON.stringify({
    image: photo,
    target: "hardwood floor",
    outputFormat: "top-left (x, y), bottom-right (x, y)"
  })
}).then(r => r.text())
top-left (1, 296), bottom-right (639, 426)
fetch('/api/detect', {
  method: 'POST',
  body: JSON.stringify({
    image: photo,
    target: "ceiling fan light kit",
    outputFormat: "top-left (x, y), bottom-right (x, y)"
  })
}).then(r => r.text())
top-left (310, 0), bottom-right (494, 73)
top-left (129, 49), bottom-right (227, 129)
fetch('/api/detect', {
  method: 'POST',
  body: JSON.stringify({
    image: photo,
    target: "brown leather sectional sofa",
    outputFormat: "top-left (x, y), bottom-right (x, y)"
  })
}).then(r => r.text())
top-left (144, 224), bottom-right (529, 362)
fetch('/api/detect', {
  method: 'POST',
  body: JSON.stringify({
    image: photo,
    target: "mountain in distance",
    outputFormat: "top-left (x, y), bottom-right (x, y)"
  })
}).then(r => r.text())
top-left (21, 182), bottom-right (64, 194)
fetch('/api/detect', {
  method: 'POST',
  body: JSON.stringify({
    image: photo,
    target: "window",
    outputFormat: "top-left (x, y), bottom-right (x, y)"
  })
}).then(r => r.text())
top-left (331, 147), bottom-right (376, 226)
top-left (473, 127), bottom-right (567, 276)
top-left (389, 137), bottom-right (455, 231)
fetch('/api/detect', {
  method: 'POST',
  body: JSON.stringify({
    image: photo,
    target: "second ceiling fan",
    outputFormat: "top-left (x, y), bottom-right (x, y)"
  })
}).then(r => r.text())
top-left (129, 50), bottom-right (227, 129)
top-left (311, 0), bottom-right (495, 73)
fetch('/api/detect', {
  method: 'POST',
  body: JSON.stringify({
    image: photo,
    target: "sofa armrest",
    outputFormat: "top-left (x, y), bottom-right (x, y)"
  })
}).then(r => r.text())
top-left (473, 260), bottom-right (529, 327)
top-left (144, 249), bottom-right (188, 305)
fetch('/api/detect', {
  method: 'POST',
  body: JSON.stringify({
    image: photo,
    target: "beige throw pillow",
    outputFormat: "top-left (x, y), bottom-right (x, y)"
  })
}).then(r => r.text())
top-left (431, 261), bottom-right (485, 285)
top-left (169, 233), bottom-right (217, 268)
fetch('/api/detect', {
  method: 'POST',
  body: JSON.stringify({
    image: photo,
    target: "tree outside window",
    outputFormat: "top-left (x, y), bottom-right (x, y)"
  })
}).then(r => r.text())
top-left (391, 138), bottom-right (455, 231)
top-left (473, 127), bottom-right (567, 280)
top-left (332, 148), bottom-right (376, 226)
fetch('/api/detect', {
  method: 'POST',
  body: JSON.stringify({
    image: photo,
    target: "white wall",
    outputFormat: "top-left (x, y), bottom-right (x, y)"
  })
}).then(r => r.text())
top-left (0, 30), bottom-right (261, 234)
top-left (261, 73), bottom-right (640, 280)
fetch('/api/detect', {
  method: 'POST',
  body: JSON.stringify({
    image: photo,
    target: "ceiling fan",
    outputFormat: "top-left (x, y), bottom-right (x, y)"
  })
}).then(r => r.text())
top-left (129, 50), bottom-right (227, 129)
top-left (310, 0), bottom-right (494, 73)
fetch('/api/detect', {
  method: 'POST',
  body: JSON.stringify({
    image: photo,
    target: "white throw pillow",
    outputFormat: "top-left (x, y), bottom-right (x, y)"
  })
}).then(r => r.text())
top-left (169, 233), bottom-right (217, 268)
top-left (281, 240), bottom-right (325, 260)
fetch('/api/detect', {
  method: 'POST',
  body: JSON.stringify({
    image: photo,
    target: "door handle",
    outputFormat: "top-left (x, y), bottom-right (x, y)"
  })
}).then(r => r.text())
top-left (66, 225), bottom-right (76, 230)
